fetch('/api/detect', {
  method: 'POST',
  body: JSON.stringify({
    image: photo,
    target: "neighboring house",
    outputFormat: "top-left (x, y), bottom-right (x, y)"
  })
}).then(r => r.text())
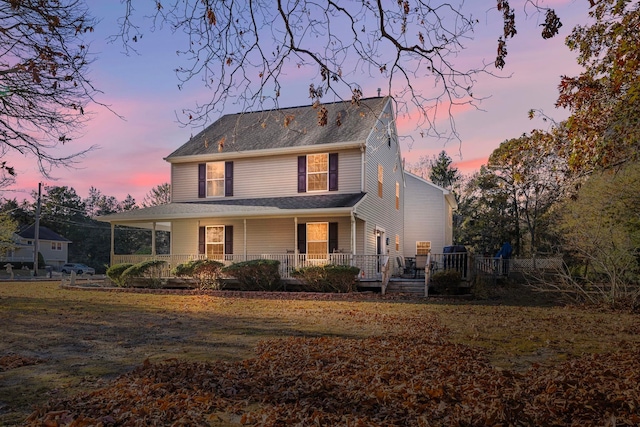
top-left (96, 96), bottom-right (454, 279)
top-left (1, 224), bottom-right (71, 268)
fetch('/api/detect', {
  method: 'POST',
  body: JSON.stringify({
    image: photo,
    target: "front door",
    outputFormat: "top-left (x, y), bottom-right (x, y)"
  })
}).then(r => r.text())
top-left (375, 228), bottom-right (385, 274)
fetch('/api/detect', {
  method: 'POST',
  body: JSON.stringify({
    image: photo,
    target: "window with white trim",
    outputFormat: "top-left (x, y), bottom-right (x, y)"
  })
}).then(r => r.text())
top-left (51, 242), bottom-right (62, 251)
top-left (307, 222), bottom-right (328, 260)
top-left (206, 162), bottom-right (225, 197)
top-left (307, 153), bottom-right (328, 192)
top-left (378, 164), bottom-right (383, 198)
top-left (416, 241), bottom-right (431, 255)
top-left (396, 235), bottom-right (400, 251)
top-left (395, 182), bottom-right (400, 209)
top-left (206, 226), bottom-right (225, 259)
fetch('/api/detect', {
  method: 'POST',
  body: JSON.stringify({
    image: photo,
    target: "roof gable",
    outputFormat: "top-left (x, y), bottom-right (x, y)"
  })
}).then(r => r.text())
top-left (404, 172), bottom-right (458, 210)
top-left (166, 97), bottom-right (391, 159)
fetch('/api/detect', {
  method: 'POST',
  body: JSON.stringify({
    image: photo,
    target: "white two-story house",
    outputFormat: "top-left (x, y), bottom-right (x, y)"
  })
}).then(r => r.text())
top-left (97, 96), bottom-right (455, 280)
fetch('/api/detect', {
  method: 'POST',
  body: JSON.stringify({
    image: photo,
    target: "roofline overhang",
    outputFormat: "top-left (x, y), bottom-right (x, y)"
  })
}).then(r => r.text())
top-left (164, 140), bottom-right (366, 164)
top-left (445, 192), bottom-right (458, 210)
top-left (96, 206), bottom-right (356, 225)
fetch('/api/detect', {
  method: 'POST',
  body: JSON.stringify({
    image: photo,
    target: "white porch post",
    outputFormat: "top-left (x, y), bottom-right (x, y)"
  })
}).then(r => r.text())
top-left (110, 223), bottom-right (115, 266)
top-left (294, 217), bottom-right (298, 268)
top-left (243, 219), bottom-right (247, 261)
top-left (350, 213), bottom-right (356, 266)
top-left (151, 222), bottom-right (156, 257)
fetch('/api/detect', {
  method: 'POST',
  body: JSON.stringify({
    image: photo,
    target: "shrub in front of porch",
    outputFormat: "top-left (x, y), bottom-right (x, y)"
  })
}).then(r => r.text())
top-left (106, 263), bottom-right (134, 287)
top-left (120, 260), bottom-right (167, 288)
top-left (173, 259), bottom-right (224, 290)
top-left (222, 259), bottom-right (282, 291)
top-left (429, 269), bottom-right (462, 295)
top-left (292, 265), bottom-right (360, 293)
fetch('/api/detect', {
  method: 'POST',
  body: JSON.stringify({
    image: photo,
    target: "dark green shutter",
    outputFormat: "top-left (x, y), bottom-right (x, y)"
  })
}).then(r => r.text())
top-left (198, 164), bottom-right (206, 198)
top-left (298, 156), bottom-right (306, 193)
top-left (198, 226), bottom-right (205, 254)
top-left (224, 225), bottom-right (233, 255)
top-left (297, 223), bottom-right (306, 253)
top-left (329, 153), bottom-right (338, 191)
top-left (224, 161), bottom-right (233, 197)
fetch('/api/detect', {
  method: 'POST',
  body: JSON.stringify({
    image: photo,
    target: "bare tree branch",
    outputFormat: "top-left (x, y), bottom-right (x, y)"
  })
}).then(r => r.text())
top-left (113, 0), bottom-right (564, 144)
top-left (0, 0), bottom-right (106, 179)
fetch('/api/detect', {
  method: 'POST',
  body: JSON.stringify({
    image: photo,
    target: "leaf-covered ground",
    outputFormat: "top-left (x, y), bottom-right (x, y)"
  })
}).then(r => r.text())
top-left (25, 314), bottom-right (640, 426)
top-left (3, 282), bottom-right (640, 426)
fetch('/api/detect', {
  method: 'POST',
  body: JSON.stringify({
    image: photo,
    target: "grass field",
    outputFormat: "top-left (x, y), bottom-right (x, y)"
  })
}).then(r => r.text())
top-left (2, 281), bottom-right (640, 425)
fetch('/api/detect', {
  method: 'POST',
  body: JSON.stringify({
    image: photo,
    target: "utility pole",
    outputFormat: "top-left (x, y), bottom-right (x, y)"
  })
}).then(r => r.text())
top-left (33, 182), bottom-right (41, 276)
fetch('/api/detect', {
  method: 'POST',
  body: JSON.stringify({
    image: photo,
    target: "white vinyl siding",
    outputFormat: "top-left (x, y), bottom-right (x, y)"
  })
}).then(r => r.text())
top-left (171, 149), bottom-right (362, 202)
top-left (171, 164), bottom-right (199, 202)
top-left (171, 220), bottom-right (198, 255)
top-left (37, 240), bottom-right (69, 266)
top-left (355, 99), bottom-right (404, 258)
top-left (403, 173), bottom-right (453, 256)
top-left (245, 218), bottom-right (296, 254)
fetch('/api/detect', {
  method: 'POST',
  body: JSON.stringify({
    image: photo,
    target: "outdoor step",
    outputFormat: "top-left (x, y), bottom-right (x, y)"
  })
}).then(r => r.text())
top-left (386, 280), bottom-right (426, 294)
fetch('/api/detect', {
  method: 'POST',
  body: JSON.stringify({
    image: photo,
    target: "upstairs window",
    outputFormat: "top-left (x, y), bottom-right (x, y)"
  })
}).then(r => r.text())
top-left (298, 153), bottom-right (338, 192)
top-left (395, 182), bottom-right (400, 210)
top-left (198, 161), bottom-right (233, 198)
top-left (207, 162), bottom-right (225, 197)
top-left (307, 153), bottom-right (328, 192)
top-left (378, 164), bottom-right (384, 198)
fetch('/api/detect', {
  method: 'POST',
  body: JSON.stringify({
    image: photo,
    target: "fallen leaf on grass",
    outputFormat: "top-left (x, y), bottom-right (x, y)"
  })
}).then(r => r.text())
top-left (24, 314), bottom-right (640, 426)
top-left (0, 354), bottom-right (43, 371)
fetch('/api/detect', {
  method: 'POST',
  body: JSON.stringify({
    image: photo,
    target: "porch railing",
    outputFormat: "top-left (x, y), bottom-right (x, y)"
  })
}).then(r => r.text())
top-left (429, 252), bottom-right (469, 280)
top-left (474, 256), bottom-right (563, 277)
top-left (112, 253), bottom-right (384, 280)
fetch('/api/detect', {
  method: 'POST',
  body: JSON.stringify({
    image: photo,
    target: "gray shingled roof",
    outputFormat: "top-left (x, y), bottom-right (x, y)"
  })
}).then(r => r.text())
top-left (166, 97), bottom-right (390, 158)
top-left (17, 225), bottom-right (71, 242)
top-left (97, 193), bottom-right (366, 223)
top-left (187, 193), bottom-right (365, 209)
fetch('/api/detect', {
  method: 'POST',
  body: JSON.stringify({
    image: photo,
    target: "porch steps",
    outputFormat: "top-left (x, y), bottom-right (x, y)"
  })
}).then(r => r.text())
top-left (385, 279), bottom-right (427, 295)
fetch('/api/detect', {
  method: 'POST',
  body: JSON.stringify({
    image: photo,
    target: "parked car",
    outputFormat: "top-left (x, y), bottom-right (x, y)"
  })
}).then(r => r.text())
top-left (60, 263), bottom-right (95, 275)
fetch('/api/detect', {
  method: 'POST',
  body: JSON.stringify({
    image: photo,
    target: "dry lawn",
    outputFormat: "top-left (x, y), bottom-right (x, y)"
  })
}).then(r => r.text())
top-left (1, 281), bottom-right (639, 426)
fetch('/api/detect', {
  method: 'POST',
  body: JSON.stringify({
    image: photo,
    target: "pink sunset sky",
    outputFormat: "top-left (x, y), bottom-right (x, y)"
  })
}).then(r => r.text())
top-left (2, 1), bottom-right (587, 204)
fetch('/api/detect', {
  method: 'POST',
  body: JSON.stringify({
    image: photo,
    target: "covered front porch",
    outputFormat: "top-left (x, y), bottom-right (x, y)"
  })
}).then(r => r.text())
top-left (111, 252), bottom-right (388, 281)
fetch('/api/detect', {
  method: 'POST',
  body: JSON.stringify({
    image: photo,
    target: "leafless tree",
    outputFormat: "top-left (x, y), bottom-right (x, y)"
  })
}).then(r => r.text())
top-left (114, 1), bottom-right (563, 141)
top-left (0, 0), bottom-right (101, 179)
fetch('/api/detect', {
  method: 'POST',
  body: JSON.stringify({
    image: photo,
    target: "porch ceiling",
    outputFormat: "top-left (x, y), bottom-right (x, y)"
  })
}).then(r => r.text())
top-left (95, 193), bottom-right (366, 224)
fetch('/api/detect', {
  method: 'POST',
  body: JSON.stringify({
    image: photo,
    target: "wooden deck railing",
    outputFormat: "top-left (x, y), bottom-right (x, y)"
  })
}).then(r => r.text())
top-left (429, 252), bottom-right (470, 281)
